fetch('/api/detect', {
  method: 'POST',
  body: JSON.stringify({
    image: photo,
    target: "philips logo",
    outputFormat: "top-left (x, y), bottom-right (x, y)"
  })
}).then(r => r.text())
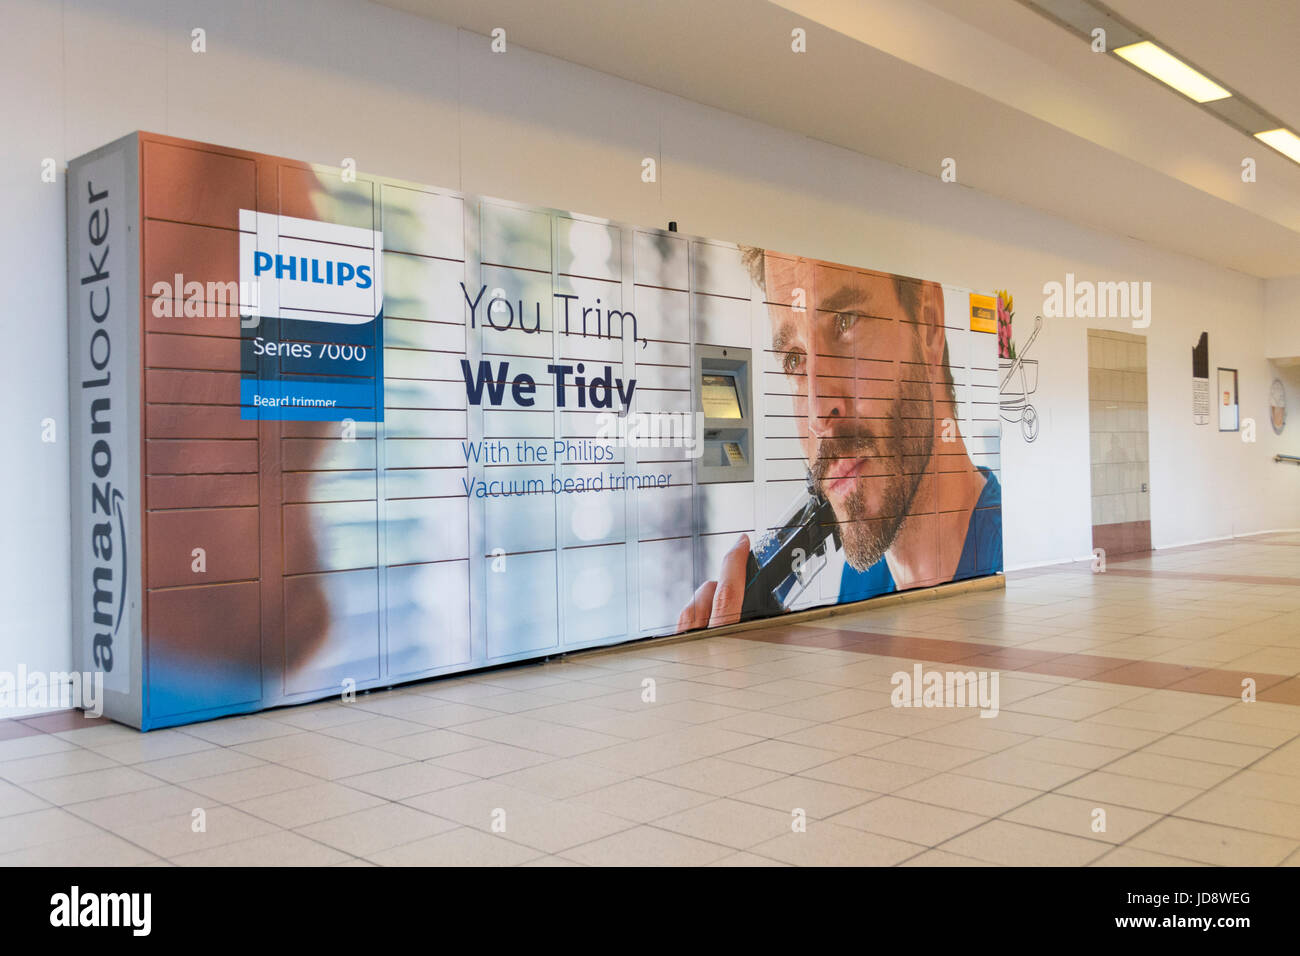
top-left (238, 209), bottom-right (383, 327)
top-left (252, 251), bottom-right (372, 289)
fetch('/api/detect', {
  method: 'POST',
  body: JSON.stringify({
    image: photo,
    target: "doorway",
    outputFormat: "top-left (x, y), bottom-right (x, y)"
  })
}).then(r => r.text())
top-left (1087, 329), bottom-right (1152, 556)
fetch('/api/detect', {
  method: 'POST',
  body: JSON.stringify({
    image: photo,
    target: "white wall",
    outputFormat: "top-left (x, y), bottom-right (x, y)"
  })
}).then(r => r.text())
top-left (1265, 276), bottom-right (1300, 360)
top-left (3, 0), bottom-right (1296, 706)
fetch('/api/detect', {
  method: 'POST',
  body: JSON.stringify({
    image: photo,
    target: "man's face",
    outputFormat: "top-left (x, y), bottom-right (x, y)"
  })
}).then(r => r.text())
top-left (764, 254), bottom-right (940, 571)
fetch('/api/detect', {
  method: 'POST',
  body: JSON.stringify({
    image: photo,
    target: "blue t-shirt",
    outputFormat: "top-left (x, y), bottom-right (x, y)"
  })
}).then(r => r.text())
top-left (838, 466), bottom-right (1002, 603)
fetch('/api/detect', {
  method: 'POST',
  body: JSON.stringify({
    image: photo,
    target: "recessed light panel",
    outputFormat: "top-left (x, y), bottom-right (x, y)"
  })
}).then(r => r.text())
top-left (1255, 128), bottom-right (1300, 164)
top-left (1113, 40), bottom-right (1231, 103)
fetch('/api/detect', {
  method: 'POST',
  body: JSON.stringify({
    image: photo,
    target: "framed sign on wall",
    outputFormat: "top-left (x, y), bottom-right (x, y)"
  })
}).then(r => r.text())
top-left (1192, 332), bottom-right (1209, 425)
top-left (1271, 378), bottom-right (1287, 435)
top-left (1218, 367), bottom-right (1239, 432)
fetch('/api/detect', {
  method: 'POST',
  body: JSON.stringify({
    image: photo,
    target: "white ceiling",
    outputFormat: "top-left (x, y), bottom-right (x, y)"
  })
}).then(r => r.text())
top-left (376, 0), bottom-right (1300, 278)
top-left (1104, 0), bottom-right (1300, 131)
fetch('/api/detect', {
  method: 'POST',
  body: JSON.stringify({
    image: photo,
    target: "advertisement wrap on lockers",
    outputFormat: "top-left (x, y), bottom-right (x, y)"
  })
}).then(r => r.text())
top-left (66, 133), bottom-right (1002, 730)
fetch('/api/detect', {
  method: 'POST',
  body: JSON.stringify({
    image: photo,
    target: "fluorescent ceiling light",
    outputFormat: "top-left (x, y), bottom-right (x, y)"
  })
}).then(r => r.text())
top-left (1255, 128), bottom-right (1300, 164)
top-left (1113, 40), bottom-right (1231, 103)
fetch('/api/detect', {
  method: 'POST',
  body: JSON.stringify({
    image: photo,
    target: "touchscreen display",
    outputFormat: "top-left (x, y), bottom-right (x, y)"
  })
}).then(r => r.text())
top-left (701, 373), bottom-right (743, 419)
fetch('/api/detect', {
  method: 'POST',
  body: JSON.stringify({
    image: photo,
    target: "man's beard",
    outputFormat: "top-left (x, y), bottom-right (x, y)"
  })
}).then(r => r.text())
top-left (810, 385), bottom-right (934, 572)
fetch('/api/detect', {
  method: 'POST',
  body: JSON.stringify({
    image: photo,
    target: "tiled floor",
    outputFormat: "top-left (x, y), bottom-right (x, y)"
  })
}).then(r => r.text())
top-left (3, 532), bottom-right (1299, 866)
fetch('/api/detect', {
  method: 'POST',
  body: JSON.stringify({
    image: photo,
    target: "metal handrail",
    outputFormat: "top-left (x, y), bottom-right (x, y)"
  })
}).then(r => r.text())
top-left (1276, 454), bottom-right (1300, 464)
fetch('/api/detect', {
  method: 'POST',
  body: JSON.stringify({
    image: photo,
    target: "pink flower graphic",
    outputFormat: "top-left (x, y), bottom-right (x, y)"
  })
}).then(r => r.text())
top-left (996, 290), bottom-right (1016, 360)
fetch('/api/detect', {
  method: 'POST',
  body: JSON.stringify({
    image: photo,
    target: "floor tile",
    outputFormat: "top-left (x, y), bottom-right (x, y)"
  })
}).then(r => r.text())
top-left (0, 748), bottom-right (118, 783)
top-left (647, 757), bottom-right (785, 796)
top-left (233, 782), bottom-right (386, 828)
top-left (719, 739), bottom-right (839, 774)
top-left (367, 827), bottom-right (545, 866)
top-left (277, 742), bottom-right (411, 780)
top-left (572, 778), bottom-right (715, 822)
top-left (938, 820), bottom-right (1109, 866)
top-left (0, 807), bottom-right (101, 854)
top-left (90, 730), bottom-right (216, 765)
top-left (296, 804), bottom-right (457, 856)
top-left (401, 779), bottom-right (554, 827)
top-left (864, 738), bottom-right (984, 772)
top-left (559, 826), bottom-right (733, 866)
top-left (1176, 789), bottom-right (1300, 840)
top-left (751, 822), bottom-right (921, 866)
top-left (1003, 792), bottom-right (1160, 844)
top-left (898, 849), bottom-right (996, 866)
top-left (429, 743), bottom-right (553, 778)
top-left (1104, 752), bottom-right (1238, 789)
top-left (134, 748), bottom-right (266, 784)
top-left (183, 764), bottom-right (321, 803)
top-left (829, 795), bottom-right (983, 846)
top-left (894, 773), bottom-right (1041, 816)
top-left (337, 761), bottom-right (476, 800)
top-left (492, 758), bottom-right (629, 800)
top-left (1142, 734), bottom-right (1271, 768)
top-left (0, 779), bottom-right (50, 818)
top-left (655, 798), bottom-right (795, 850)
top-left (179, 715), bottom-right (302, 747)
top-left (733, 776), bottom-right (876, 819)
top-left (24, 765), bottom-right (164, 805)
top-left (64, 785), bottom-right (213, 830)
top-left (112, 806), bottom-right (280, 857)
top-left (490, 801), bottom-right (632, 854)
top-left (708, 851), bottom-right (791, 866)
top-left (952, 753), bottom-right (1087, 790)
top-left (1089, 846), bottom-right (1207, 867)
top-left (799, 755), bottom-right (936, 793)
top-left (0, 830), bottom-right (159, 866)
top-left (1056, 770), bottom-right (1203, 814)
top-left (171, 830), bottom-right (350, 866)
top-left (19, 711), bottom-right (110, 734)
top-left (1127, 817), bottom-right (1298, 866)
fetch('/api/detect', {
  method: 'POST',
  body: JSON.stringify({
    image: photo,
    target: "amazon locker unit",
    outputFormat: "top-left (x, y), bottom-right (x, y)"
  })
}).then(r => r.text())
top-left (66, 131), bottom-right (1003, 730)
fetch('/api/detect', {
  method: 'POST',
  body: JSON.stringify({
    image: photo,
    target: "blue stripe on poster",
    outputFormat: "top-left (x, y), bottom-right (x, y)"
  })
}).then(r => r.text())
top-left (240, 378), bottom-right (384, 421)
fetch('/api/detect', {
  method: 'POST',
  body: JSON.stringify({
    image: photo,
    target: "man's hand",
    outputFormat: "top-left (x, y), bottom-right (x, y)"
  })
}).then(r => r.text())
top-left (675, 533), bottom-right (751, 633)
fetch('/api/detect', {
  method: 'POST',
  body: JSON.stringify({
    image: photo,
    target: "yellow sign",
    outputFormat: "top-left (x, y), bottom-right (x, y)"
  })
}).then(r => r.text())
top-left (969, 293), bottom-right (997, 334)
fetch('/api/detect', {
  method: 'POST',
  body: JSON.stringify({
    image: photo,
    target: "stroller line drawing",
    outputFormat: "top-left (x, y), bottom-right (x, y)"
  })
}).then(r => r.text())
top-left (999, 314), bottom-right (1042, 442)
